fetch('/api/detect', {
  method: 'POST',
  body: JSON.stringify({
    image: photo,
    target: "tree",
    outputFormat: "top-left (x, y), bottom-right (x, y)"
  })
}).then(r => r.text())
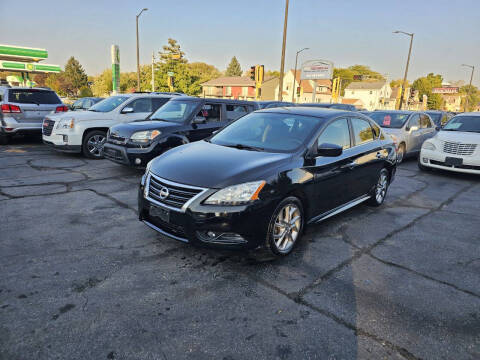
top-left (159, 38), bottom-right (187, 63)
top-left (460, 84), bottom-right (480, 112)
top-left (265, 70), bottom-right (280, 78)
top-left (225, 56), bottom-right (242, 76)
top-left (63, 56), bottom-right (88, 96)
top-left (390, 79), bottom-right (410, 89)
top-left (333, 65), bottom-right (385, 95)
top-left (412, 73), bottom-right (444, 110)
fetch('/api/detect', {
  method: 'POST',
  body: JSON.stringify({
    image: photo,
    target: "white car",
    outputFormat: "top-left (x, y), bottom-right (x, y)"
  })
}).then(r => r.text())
top-left (419, 113), bottom-right (480, 175)
top-left (42, 94), bottom-right (175, 159)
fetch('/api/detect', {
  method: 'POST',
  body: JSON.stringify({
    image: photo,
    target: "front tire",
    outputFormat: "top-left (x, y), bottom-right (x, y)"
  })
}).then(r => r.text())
top-left (367, 168), bottom-right (389, 207)
top-left (396, 143), bottom-right (406, 164)
top-left (265, 196), bottom-right (304, 257)
top-left (82, 130), bottom-right (106, 159)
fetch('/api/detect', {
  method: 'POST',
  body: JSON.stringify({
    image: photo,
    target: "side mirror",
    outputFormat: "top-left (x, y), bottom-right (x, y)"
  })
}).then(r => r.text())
top-left (193, 116), bottom-right (206, 124)
top-left (317, 143), bottom-right (343, 157)
top-left (122, 107), bottom-right (134, 114)
top-left (435, 126), bottom-right (440, 131)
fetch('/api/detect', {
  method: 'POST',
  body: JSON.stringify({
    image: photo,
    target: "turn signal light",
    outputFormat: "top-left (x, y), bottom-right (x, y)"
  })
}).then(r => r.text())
top-left (55, 105), bottom-right (69, 113)
top-left (1, 104), bottom-right (21, 113)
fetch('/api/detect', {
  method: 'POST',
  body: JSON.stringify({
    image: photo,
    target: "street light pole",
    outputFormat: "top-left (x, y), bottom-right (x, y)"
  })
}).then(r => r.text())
top-left (461, 64), bottom-right (474, 112)
top-left (394, 30), bottom-right (414, 110)
top-left (136, 8), bottom-right (148, 92)
top-left (292, 47), bottom-right (309, 103)
top-left (278, 0), bottom-right (289, 101)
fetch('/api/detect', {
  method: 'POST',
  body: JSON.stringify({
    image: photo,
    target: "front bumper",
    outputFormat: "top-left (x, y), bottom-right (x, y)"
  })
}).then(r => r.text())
top-left (138, 178), bottom-right (278, 251)
top-left (103, 141), bottom-right (164, 168)
top-left (419, 149), bottom-right (480, 175)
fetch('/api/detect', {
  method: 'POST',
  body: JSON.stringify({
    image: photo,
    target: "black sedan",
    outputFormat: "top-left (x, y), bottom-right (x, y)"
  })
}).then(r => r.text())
top-left (138, 107), bottom-right (396, 256)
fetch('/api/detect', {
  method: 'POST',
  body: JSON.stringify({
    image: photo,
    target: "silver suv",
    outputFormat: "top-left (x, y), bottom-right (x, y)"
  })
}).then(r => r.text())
top-left (0, 86), bottom-right (67, 144)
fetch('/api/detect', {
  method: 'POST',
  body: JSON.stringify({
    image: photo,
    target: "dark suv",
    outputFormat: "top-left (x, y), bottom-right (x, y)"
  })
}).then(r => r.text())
top-left (103, 97), bottom-right (259, 168)
top-left (0, 86), bottom-right (67, 144)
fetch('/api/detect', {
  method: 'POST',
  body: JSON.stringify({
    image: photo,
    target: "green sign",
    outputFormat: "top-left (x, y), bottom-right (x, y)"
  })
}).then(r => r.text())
top-left (0, 60), bottom-right (60, 73)
top-left (0, 45), bottom-right (48, 61)
top-left (111, 45), bottom-right (120, 93)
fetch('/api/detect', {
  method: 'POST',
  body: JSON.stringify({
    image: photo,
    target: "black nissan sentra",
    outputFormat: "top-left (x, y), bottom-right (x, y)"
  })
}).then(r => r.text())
top-left (138, 107), bottom-right (397, 257)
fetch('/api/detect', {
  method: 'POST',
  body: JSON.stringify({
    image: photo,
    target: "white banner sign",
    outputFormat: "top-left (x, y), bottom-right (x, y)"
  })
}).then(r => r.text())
top-left (300, 60), bottom-right (334, 80)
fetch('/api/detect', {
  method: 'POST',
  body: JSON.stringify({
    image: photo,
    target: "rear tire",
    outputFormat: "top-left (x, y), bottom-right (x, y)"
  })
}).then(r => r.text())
top-left (367, 168), bottom-right (389, 207)
top-left (265, 196), bottom-right (304, 257)
top-left (82, 130), bottom-right (106, 159)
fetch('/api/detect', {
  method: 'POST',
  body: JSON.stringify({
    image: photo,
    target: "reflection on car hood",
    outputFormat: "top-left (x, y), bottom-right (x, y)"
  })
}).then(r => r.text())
top-left (51, 110), bottom-right (113, 122)
top-left (110, 121), bottom-right (182, 137)
top-left (436, 130), bottom-right (480, 143)
top-left (149, 141), bottom-right (293, 188)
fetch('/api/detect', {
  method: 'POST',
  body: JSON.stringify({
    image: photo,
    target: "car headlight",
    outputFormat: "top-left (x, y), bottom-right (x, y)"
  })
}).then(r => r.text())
top-left (204, 180), bottom-right (266, 205)
top-left (130, 130), bottom-right (161, 143)
top-left (422, 141), bottom-right (436, 151)
top-left (56, 118), bottom-right (75, 129)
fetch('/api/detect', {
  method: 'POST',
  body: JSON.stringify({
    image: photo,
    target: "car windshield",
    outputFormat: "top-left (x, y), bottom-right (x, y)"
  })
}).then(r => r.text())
top-left (150, 100), bottom-right (199, 123)
top-left (88, 96), bottom-right (128, 112)
top-left (9, 89), bottom-right (61, 104)
top-left (210, 112), bottom-right (320, 152)
top-left (369, 112), bottom-right (410, 128)
top-left (442, 116), bottom-right (480, 133)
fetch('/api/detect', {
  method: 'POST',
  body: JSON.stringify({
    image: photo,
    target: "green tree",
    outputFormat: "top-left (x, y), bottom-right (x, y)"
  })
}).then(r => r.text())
top-left (412, 73), bottom-right (444, 109)
top-left (159, 38), bottom-right (187, 63)
top-left (333, 65), bottom-right (385, 95)
top-left (265, 70), bottom-right (280, 78)
top-left (390, 78), bottom-right (410, 89)
top-left (225, 56), bottom-right (242, 76)
top-left (63, 56), bottom-right (88, 96)
top-left (460, 84), bottom-right (480, 112)
top-left (79, 86), bottom-right (93, 97)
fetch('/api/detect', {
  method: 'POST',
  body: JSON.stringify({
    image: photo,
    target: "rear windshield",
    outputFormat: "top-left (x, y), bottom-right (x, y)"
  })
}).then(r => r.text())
top-left (369, 112), bottom-right (410, 128)
top-left (8, 89), bottom-right (61, 104)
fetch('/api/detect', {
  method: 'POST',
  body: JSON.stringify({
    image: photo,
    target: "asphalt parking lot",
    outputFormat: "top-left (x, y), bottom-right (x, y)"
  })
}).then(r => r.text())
top-left (0, 138), bottom-right (479, 360)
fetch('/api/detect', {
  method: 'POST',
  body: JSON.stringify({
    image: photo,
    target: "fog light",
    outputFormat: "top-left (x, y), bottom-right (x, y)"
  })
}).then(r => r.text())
top-left (207, 231), bottom-right (217, 238)
top-left (135, 158), bottom-right (142, 165)
top-left (63, 135), bottom-right (68, 142)
top-left (423, 158), bottom-right (428, 163)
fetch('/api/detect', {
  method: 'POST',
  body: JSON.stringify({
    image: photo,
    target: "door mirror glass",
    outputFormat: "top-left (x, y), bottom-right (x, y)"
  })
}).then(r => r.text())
top-left (317, 143), bottom-right (343, 157)
top-left (122, 107), bottom-right (134, 114)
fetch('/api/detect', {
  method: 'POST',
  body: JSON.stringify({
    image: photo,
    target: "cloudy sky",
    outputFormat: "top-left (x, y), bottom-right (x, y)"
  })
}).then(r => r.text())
top-left (1, 0), bottom-right (478, 85)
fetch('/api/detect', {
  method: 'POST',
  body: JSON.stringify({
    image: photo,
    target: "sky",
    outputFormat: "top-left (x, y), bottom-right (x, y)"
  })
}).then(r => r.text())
top-left (1, 0), bottom-right (479, 86)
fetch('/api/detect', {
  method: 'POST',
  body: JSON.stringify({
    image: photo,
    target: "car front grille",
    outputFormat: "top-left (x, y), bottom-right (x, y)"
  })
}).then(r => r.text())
top-left (107, 133), bottom-right (127, 145)
top-left (443, 141), bottom-right (477, 156)
top-left (42, 119), bottom-right (55, 136)
top-left (145, 214), bottom-right (188, 239)
top-left (146, 173), bottom-right (207, 212)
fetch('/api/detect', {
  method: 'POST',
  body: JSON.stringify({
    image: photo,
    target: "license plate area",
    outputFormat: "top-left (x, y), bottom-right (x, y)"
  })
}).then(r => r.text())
top-left (445, 157), bottom-right (463, 166)
top-left (150, 205), bottom-right (170, 223)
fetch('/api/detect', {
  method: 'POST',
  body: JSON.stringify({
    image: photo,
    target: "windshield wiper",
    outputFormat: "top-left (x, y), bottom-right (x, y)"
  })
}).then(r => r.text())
top-left (150, 118), bottom-right (168, 122)
top-left (224, 143), bottom-right (265, 151)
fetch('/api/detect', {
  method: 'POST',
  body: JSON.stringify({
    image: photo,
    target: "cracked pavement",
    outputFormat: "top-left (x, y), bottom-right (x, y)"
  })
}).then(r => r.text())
top-left (0, 138), bottom-right (479, 360)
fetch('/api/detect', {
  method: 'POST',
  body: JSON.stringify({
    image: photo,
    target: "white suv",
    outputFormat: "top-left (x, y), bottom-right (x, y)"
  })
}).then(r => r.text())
top-left (42, 94), bottom-right (174, 158)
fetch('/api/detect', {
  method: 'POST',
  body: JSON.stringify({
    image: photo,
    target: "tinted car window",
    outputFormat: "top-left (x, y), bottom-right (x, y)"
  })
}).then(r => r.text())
top-left (318, 118), bottom-right (351, 149)
top-left (72, 99), bottom-right (83, 109)
top-left (408, 114), bottom-right (421, 129)
top-left (8, 89), bottom-right (61, 104)
top-left (420, 114), bottom-right (432, 128)
top-left (226, 104), bottom-right (248, 120)
top-left (150, 100), bottom-right (199, 123)
top-left (152, 98), bottom-right (170, 112)
top-left (129, 98), bottom-right (153, 113)
top-left (197, 103), bottom-right (221, 122)
top-left (351, 117), bottom-right (374, 145)
top-left (369, 112), bottom-right (410, 128)
top-left (211, 112), bottom-right (320, 152)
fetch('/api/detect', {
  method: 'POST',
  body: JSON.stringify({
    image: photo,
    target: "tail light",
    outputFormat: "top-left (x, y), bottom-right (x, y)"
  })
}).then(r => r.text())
top-left (1, 104), bottom-right (22, 113)
top-left (55, 105), bottom-right (69, 113)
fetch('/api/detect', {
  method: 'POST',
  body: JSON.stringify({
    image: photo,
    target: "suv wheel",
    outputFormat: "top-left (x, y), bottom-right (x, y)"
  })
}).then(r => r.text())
top-left (367, 169), bottom-right (389, 207)
top-left (82, 130), bottom-right (106, 159)
top-left (266, 196), bottom-right (304, 256)
top-left (397, 143), bottom-right (406, 164)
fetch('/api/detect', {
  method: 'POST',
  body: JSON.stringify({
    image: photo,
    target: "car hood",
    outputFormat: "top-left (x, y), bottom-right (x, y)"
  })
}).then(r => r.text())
top-left (435, 130), bottom-right (480, 144)
top-left (51, 110), bottom-right (113, 122)
top-left (149, 141), bottom-right (294, 189)
top-left (110, 120), bottom-right (182, 138)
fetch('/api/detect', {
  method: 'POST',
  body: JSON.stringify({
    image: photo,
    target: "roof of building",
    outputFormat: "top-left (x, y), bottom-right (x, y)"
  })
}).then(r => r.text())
top-left (346, 81), bottom-right (387, 90)
top-left (201, 76), bottom-right (255, 87)
top-left (341, 98), bottom-right (362, 105)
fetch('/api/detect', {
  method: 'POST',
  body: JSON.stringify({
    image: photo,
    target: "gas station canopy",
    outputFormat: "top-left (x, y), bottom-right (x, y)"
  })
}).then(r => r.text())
top-left (0, 44), bottom-right (61, 74)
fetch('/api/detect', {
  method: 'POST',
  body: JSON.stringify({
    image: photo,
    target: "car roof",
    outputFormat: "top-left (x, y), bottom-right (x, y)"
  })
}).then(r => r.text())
top-left (455, 112), bottom-right (480, 117)
top-left (169, 96), bottom-right (255, 104)
top-left (373, 110), bottom-right (416, 114)
top-left (258, 106), bottom-right (358, 119)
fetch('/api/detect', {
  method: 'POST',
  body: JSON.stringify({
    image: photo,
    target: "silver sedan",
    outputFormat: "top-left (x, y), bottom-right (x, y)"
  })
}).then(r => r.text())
top-left (368, 111), bottom-right (438, 163)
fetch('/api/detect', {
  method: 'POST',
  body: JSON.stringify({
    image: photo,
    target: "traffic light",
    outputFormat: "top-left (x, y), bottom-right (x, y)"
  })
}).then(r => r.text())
top-left (250, 66), bottom-right (256, 81)
top-left (257, 65), bottom-right (264, 83)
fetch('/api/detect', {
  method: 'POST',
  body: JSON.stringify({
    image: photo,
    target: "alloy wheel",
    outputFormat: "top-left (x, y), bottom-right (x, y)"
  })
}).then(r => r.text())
top-left (397, 145), bottom-right (405, 163)
top-left (87, 134), bottom-right (106, 157)
top-left (273, 204), bottom-right (302, 253)
top-left (375, 171), bottom-right (388, 203)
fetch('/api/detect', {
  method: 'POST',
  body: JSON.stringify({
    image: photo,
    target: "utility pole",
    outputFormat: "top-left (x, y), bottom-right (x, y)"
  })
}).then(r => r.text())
top-left (461, 64), bottom-right (474, 112)
top-left (136, 8), bottom-right (148, 92)
top-left (278, 0), bottom-right (289, 101)
top-left (151, 52), bottom-right (155, 92)
top-left (292, 47), bottom-right (309, 103)
top-left (394, 30), bottom-right (414, 110)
